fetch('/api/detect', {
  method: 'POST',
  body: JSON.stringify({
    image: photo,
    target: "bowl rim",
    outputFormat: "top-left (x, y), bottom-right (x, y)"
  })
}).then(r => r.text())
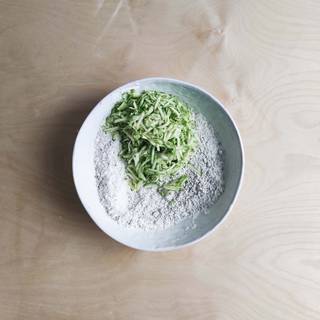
top-left (72, 77), bottom-right (245, 251)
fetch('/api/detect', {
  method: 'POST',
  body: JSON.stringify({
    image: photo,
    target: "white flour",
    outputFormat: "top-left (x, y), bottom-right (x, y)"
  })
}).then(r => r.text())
top-left (94, 113), bottom-right (224, 231)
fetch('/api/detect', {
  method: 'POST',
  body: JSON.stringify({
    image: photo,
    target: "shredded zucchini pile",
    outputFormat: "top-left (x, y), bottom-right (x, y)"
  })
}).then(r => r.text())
top-left (104, 89), bottom-right (197, 194)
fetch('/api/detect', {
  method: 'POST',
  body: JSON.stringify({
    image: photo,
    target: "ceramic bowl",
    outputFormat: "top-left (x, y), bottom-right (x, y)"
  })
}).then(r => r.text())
top-left (72, 78), bottom-right (244, 251)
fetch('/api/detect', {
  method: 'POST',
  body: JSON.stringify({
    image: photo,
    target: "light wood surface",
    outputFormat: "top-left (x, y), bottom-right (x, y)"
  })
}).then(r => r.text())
top-left (1, 1), bottom-right (320, 319)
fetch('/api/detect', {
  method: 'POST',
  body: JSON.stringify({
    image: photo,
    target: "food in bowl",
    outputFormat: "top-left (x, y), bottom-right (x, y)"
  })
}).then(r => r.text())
top-left (94, 89), bottom-right (224, 230)
top-left (104, 90), bottom-right (198, 193)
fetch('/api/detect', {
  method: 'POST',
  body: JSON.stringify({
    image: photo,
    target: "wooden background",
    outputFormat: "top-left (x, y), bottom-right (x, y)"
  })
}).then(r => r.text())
top-left (1, 1), bottom-right (320, 319)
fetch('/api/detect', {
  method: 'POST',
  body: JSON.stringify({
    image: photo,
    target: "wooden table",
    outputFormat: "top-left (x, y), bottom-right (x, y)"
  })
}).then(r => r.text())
top-left (1, 1), bottom-right (320, 319)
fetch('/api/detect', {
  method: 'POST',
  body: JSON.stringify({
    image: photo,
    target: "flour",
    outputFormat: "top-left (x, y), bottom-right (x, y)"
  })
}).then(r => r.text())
top-left (94, 112), bottom-right (224, 231)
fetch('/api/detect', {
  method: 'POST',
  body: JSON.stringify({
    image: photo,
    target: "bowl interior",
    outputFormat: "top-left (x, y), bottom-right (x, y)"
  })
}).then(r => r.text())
top-left (73, 78), bottom-right (243, 251)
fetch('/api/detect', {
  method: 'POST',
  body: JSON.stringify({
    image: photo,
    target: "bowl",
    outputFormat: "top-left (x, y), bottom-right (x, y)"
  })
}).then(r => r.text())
top-left (72, 78), bottom-right (244, 251)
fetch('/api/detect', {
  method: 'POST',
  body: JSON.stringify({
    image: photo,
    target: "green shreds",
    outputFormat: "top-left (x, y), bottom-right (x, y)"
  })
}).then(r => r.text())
top-left (159, 175), bottom-right (188, 196)
top-left (103, 89), bottom-right (197, 194)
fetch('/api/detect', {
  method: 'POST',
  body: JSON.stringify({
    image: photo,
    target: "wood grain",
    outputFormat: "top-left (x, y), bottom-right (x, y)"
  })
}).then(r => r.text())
top-left (1, 0), bottom-right (320, 319)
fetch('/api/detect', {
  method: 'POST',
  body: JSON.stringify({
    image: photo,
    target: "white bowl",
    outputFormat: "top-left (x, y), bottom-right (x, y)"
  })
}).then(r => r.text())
top-left (72, 78), bottom-right (244, 251)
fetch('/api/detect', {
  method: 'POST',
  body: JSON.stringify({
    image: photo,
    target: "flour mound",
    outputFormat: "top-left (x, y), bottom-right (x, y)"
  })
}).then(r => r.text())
top-left (94, 113), bottom-right (224, 231)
